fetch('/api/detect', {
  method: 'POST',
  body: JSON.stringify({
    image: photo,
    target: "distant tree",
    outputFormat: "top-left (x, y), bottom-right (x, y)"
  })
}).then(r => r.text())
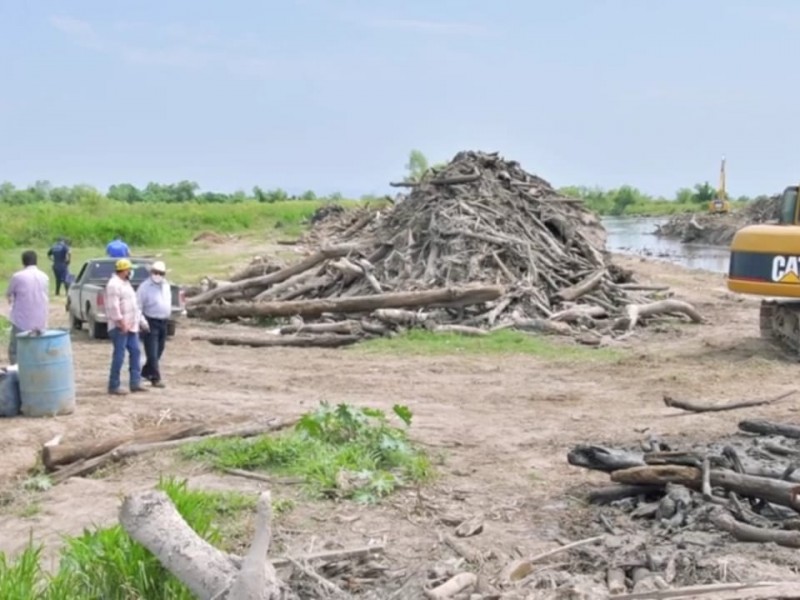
top-left (675, 188), bottom-right (694, 204)
top-left (404, 150), bottom-right (430, 183)
top-left (108, 183), bottom-right (142, 204)
top-left (300, 190), bottom-right (317, 202)
top-left (691, 182), bottom-right (716, 205)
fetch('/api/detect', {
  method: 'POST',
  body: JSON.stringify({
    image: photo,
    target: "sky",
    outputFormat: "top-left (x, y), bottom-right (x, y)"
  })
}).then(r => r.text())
top-left (1, 0), bottom-right (799, 198)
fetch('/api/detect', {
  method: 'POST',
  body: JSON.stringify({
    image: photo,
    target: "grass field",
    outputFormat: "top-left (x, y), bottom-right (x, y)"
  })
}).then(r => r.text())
top-left (0, 198), bottom-right (379, 251)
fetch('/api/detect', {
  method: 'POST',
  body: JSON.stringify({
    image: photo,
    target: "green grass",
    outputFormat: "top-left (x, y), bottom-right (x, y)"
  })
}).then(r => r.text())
top-left (184, 403), bottom-right (432, 504)
top-left (0, 198), bottom-right (376, 250)
top-left (357, 329), bottom-right (624, 361)
top-left (0, 316), bottom-right (8, 344)
top-left (0, 477), bottom-right (259, 600)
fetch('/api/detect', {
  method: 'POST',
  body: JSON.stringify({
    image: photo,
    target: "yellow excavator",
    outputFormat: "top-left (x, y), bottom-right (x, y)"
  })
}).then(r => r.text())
top-left (727, 186), bottom-right (800, 353)
top-left (709, 156), bottom-right (731, 214)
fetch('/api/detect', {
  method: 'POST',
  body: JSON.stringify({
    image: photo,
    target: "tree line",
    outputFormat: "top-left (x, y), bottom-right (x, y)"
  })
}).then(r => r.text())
top-left (0, 150), bottom-right (772, 215)
top-left (0, 180), bottom-right (376, 206)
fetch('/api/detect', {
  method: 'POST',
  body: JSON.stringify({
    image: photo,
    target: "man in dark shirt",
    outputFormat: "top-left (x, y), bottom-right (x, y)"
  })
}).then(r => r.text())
top-left (46, 238), bottom-right (71, 296)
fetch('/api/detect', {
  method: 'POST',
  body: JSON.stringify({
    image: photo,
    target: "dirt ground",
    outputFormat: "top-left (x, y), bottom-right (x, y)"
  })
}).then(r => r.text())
top-left (1, 252), bottom-right (799, 594)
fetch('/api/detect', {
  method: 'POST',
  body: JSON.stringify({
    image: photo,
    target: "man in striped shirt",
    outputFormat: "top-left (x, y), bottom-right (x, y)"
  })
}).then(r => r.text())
top-left (105, 259), bottom-right (149, 395)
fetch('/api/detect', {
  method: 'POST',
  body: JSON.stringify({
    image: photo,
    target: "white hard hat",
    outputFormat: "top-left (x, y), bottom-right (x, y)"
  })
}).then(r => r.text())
top-left (151, 260), bottom-right (167, 273)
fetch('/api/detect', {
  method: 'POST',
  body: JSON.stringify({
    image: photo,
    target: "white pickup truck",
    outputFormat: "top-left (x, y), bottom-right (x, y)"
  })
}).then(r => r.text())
top-left (66, 257), bottom-right (186, 340)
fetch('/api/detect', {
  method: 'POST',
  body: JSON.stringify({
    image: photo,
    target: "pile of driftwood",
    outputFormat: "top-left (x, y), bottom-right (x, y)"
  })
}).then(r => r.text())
top-left (655, 193), bottom-right (781, 246)
top-left (186, 151), bottom-right (703, 347)
top-left (560, 390), bottom-right (800, 598)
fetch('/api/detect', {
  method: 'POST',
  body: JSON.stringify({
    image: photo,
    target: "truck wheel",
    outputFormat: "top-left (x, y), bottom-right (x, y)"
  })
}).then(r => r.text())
top-left (167, 322), bottom-right (176, 337)
top-left (87, 310), bottom-right (107, 340)
top-left (71, 313), bottom-right (82, 331)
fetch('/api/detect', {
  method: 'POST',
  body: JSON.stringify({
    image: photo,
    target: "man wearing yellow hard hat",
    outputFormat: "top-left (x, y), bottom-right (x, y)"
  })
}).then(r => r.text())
top-left (104, 258), bottom-right (149, 395)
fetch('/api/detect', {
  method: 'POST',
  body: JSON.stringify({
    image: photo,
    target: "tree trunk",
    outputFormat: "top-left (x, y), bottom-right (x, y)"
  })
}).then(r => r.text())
top-left (189, 285), bottom-right (504, 320)
top-left (119, 490), bottom-right (282, 600)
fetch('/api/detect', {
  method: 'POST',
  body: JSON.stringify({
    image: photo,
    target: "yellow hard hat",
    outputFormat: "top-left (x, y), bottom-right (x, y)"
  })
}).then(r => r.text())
top-left (115, 258), bottom-right (132, 272)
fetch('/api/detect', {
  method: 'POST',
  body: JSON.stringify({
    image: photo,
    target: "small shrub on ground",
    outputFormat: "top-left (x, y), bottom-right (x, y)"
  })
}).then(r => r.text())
top-left (184, 402), bottom-right (432, 503)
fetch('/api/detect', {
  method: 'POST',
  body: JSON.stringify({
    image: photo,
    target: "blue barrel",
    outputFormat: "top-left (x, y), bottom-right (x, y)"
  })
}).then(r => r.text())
top-left (16, 329), bottom-right (76, 417)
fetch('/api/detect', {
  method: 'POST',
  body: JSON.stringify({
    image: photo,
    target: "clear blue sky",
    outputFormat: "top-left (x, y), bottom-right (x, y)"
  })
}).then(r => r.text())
top-left (1, 0), bottom-right (797, 198)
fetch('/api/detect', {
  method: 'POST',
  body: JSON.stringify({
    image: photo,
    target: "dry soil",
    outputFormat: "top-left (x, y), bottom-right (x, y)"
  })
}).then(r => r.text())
top-left (0, 253), bottom-right (797, 595)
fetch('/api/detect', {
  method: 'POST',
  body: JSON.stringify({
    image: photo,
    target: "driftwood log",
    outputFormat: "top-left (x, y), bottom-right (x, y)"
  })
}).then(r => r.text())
top-left (43, 423), bottom-right (213, 472)
top-left (663, 390), bottom-right (797, 414)
top-left (120, 490), bottom-right (283, 599)
top-left (49, 418), bottom-right (295, 484)
top-left (189, 286), bottom-right (504, 320)
top-left (192, 334), bottom-right (362, 349)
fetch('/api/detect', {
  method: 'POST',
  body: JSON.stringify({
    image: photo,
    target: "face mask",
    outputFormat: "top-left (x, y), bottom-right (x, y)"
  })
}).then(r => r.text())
top-left (152, 275), bottom-right (163, 284)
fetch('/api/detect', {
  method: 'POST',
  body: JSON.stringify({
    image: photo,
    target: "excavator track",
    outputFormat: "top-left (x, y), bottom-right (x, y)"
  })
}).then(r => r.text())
top-left (759, 299), bottom-right (800, 358)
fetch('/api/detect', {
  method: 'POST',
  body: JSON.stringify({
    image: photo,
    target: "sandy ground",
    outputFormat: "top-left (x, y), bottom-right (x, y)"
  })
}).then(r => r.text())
top-left (0, 253), bottom-right (798, 593)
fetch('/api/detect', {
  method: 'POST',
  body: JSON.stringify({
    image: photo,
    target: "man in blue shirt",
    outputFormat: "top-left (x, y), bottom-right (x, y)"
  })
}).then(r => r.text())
top-left (106, 235), bottom-right (130, 258)
top-left (46, 237), bottom-right (71, 296)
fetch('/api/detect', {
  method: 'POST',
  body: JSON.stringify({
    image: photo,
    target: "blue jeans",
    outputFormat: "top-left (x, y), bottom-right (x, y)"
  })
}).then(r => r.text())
top-left (108, 328), bottom-right (142, 391)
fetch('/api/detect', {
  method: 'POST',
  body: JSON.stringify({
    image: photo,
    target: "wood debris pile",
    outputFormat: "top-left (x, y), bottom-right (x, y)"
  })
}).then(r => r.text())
top-left (557, 391), bottom-right (800, 598)
top-left (187, 150), bottom-right (703, 347)
top-left (655, 193), bottom-right (781, 245)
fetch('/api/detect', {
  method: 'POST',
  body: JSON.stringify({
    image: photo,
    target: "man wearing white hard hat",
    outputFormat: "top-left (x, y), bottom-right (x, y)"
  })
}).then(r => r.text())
top-left (136, 260), bottom-right (171, 388)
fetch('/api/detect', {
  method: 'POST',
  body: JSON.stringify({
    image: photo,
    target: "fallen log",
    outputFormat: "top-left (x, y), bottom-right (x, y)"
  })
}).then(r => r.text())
top-left (663, 390), bottom-right (796, 414)
top-left (120, 489), bottom-right (282, 599)
top-left (710, 509), bottom-right (800, 548)
top-left (612, 299), bottom-right (704, 331)
top-left (587, 484), bottom-right (661, 504)
top-left (610, 465), bottom-right (800, 511)
top-left (279, 320), bottom-right (361, 335)
top-left (567, 444), bottom-right (645, 473)
top-left (187, 245), bottom-right (362, 306)
top-left (549, 305), bottom-right (606, 323)
top-left (193, 334), bottom-right (363, 348)
top-left (554, 269), bottom-right (605, 302)
top-left (43, 423), bottom-right (212, 472)
top-left (739, 419), bottom-right (800, 439)
top-left (51, 418), bottom-right (295, 484)
top-left (512, 318), bottom-right (573, 336)
top-left (189, 285), bottom-right (504, 320)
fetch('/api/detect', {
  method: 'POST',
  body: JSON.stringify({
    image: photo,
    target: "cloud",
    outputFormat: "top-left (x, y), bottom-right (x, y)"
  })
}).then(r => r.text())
top-left (49, 15), bottom-right (104, 49)
top-left (360, 16), bottom-right (489, 36)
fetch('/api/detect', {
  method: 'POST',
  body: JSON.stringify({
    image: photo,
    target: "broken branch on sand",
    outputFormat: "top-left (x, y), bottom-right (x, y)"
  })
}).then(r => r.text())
top-left (120, 489), bottom-right (282, 599)
top-left (663, 389), bottom-right (797, 414)
top-left (613, 299), bottom-right (704, 331)
top-left (739, 419), bottom-right (800, 439)
top-left (42, 423), bottom-right (213, 472)
top-left (48, 418), bottom-right (296, 484)
top-left (710, 509), bottom-right (800, 548)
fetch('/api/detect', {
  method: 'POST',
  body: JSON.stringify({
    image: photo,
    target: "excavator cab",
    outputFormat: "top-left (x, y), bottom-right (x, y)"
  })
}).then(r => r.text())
top-left (727, 185), bottom-right (800, 354)
top-left (778, 186), bottom-right (800, 225)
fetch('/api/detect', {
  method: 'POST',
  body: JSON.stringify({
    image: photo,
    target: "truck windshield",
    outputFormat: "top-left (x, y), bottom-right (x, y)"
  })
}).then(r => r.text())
top-left (780, 188), bottom-right (798, 225)
top-left (87, 261), bottom-right (151, 282)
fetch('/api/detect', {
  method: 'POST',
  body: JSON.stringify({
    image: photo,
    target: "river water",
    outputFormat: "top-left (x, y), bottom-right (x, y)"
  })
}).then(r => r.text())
top-left (601, 216), bottom-right (731, 274)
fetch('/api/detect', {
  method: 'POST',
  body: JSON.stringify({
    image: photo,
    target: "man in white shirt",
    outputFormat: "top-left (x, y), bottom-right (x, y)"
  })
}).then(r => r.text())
top-left (136, 260), bottom-right (171, 388)
top-left (4, 250), bottom-right (49, 364)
